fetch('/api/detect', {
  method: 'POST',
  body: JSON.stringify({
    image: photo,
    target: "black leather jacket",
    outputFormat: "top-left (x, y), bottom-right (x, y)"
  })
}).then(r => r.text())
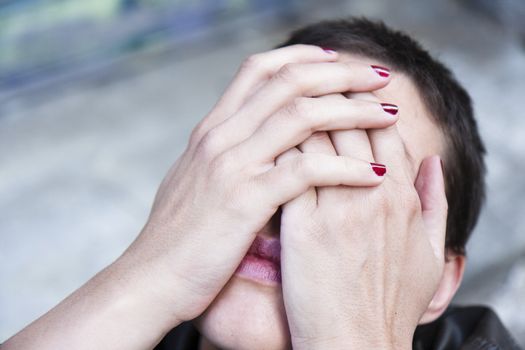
top-left (155, 305), bottom-right (522, 349)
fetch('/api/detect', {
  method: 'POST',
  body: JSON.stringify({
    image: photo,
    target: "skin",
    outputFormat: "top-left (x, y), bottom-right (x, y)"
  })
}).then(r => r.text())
top-left (2, 46), bottom-right (465, 350)
top-left (194, 53), bottom-right (464, 350)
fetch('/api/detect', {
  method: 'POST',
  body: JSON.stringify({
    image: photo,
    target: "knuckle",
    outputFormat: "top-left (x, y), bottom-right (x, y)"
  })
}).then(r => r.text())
top-left (275, 63), bottom-right (302, 87)
top-left (307, 131), bottom-right (330, 144)
top-left (292, 97), bottom-right (312, 119)
top-left (295, 154), bottom-right (317, 179)
top-left (196, 127), bottom-right (224, 160)
top-left (286, 97), bottom-right (311, 119)
top-left (241, 53), bottom-right (265, 73)
top-left (280, 99), bottom-right (298, 120)
top-left (280, 98), bottom-right (316, 134)
top-left (189, 121), bottom-right (208, 146)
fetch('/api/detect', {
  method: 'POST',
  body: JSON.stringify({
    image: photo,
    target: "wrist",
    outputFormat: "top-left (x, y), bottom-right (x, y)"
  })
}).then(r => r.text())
top-left (3, 250), bottom-right (182, 350)
top-left (113, 245), bottom-right (186, 328)
top-left (293, 337), bottom-right (411, 350)
top-left (291, 326), bottom-right (413, 350)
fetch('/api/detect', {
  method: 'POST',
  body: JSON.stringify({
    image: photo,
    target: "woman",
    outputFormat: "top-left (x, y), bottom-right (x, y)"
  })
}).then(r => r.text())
top-left (3, 18), bottom-right (519, 350)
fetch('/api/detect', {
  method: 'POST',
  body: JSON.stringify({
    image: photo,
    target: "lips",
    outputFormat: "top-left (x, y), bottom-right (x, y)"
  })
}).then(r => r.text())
top-left (247, 235), bottom-right (281, 264)
top-left (235, 235), bottom-right (281, 284)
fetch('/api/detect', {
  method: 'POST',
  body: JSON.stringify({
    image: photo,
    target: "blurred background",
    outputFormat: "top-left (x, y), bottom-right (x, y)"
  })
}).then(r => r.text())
top-left (1, 0), bottom-right (524, 346)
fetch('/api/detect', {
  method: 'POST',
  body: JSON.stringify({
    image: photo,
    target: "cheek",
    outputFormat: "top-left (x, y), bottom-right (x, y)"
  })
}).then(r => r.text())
top-left (193, 276), bottom-right (291, 350)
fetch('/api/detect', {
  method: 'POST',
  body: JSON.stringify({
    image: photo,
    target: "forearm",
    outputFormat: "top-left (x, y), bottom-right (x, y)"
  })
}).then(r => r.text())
top-left (2, 253), bottom-right (182, 350)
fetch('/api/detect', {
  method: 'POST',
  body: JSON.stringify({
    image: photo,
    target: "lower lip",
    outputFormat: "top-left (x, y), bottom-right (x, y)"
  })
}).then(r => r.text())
top-left (235, 254), bottom-right (281, 285)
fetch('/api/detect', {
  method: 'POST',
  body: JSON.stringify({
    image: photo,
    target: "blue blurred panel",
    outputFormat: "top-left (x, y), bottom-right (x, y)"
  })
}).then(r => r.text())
top-left (0, 0), bottom-right (295, 92)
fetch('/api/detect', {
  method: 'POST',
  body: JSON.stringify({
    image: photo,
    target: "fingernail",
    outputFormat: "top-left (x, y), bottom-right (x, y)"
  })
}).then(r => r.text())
top-left (322, 47), bottom-right (337, 54)
top-left (371, 163), bottom-right (387, 176)
top-left (371, 65), bottom-right (390, 78)
top-left (381, 103), bottom-right (399, 116)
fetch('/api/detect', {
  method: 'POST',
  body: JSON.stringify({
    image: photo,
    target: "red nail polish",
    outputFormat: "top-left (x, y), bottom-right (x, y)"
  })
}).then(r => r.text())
top-left (322, 47), bottom-right (337, 54)
top-left (371, 163), bottom-right (387, 176)
top-left (371, 65), bottom-right (390, 78)
top-left (381, 103), bottom-right (398, 115)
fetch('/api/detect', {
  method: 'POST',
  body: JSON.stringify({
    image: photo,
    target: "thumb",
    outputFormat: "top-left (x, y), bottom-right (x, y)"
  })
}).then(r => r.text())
top-left (414, 155), bottom-right (448, 259)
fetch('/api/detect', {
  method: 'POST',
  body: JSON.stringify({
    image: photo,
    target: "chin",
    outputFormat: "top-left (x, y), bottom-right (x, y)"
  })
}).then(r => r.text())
top-left (193, 275), bottom-right (291, 350)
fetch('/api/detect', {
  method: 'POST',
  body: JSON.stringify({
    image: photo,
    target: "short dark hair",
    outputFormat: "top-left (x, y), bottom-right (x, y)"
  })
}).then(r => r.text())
top-left (278, 17), bottom-right (486, 255)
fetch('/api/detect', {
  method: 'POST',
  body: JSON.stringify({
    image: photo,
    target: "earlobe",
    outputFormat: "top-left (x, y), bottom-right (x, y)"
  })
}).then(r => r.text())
top-left (418, 253), bottom-right (466, 324)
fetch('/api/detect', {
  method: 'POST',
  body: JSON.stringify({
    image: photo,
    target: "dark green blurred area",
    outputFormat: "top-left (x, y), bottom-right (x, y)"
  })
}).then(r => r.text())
top-left (0, 0), bottom-right (292, 90)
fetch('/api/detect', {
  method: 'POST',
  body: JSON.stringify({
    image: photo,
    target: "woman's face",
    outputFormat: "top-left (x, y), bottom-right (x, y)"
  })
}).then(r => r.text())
top-left (193, 54), bottom-right (445, 350)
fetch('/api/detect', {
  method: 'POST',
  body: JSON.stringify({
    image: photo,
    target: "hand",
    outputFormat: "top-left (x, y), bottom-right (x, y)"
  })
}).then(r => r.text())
top-left (2, 47), bottom-right (396, 350)
top-left (279, 94), bottom-right (447, 349)
top-left (122, 45), bottom-right (396, 324)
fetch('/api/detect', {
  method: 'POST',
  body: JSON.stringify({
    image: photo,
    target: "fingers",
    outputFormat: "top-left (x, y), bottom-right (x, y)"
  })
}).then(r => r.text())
top-left (368, 124), bottom-right (410, 181)
top-left (276, 147), bottom-right (317, 212)
top-left (297, 127), bottom-right (336, 207)
top-left (331, 129), bottom-right (374, 159)
top-left (295, 96), bottom-right (339, 205)
top-left (414, 155), bottom-right (448, 259)
top-left (258, 60), bottom-right (390, 103)
top-left (195, 45), bottom-right (338, 136)
top-left (298, 131), bottom-right (337, 155)
top-left (206, 60), bottom-right (391, 152)
top-left (258, 153), bottom-right (385, 207)
top-left (330, 92), bottom-right (382, 161)
top-left (231, 97), bottom-right (397, 163)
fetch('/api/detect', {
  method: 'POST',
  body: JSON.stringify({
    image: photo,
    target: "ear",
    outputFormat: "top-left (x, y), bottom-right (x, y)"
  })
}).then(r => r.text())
top-left (418, 252), bottom-right (466, 324)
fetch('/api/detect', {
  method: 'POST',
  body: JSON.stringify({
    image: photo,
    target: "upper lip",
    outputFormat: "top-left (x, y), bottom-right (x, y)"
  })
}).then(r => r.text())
top-left (248, 235), bottom-right (281, 264)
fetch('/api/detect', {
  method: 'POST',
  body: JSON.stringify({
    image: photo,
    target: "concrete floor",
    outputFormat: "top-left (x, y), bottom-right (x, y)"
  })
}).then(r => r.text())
top-left (1, 0), bottom-right (524, 346)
